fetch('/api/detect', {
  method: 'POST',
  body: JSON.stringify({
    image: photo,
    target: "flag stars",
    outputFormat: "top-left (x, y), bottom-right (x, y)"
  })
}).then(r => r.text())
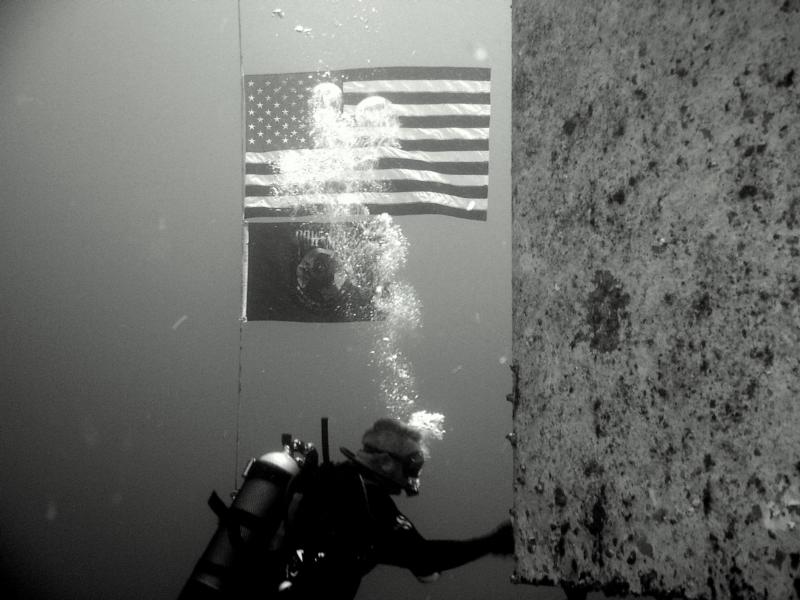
top-left (243, 74), bottom-right (336, 150)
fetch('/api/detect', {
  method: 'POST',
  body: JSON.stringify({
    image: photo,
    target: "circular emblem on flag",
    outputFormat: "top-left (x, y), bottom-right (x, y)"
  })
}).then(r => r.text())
top-left (295, 247), bottom-right (344, 313)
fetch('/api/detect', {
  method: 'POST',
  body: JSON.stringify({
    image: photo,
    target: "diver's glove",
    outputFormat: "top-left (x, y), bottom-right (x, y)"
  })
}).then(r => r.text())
top-left (410, 520), bottom-right (515, 575)
top-left (486, 520), bottom-right (514, 555)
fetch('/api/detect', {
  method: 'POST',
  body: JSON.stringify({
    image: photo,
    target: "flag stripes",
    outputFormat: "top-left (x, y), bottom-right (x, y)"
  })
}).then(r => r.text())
top-left (343, 92), bottom-right (491, 105)
top-left (342, 79), bottom-right (490, 94)
top-left (245, 179), bottom-right (488, 199)
top-left (397, 116), bottom-right (490, 128)
top-left (244, 192), bottom-right (487, 220)
top-left (245, 148), bottom-right (489, 176)
top-left (243, 66), bottom-right (491, 220)
top-left (246, 170), bottom-right (487, 188)
top-left (344, 103), bottom-right (490, 117)
top-left (245, 158), bottom-right (488, 177)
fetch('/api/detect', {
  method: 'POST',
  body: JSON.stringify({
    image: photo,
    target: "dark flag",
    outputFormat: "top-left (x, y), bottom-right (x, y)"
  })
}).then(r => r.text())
top-left (243, 66), bottom-right (491, 221)
top-left (244, 221), bottom-right (391, 322)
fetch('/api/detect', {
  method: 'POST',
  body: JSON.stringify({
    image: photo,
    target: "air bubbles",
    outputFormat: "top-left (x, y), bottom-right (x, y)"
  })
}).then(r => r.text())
top-left (271, 77), bottom-right (442, 441)
top-left (355, 95), bottom-right (397, 128)
top-left (310, 82), bottom-right (343, 113)
top-left (408, 411), bottom-right (446, 443)
top-left (81, 419), bottom-right (99, 447)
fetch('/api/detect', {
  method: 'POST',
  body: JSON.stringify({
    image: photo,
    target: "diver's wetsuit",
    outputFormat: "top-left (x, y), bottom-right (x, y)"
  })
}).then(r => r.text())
top-left (280, 460), bottom-right (510, 600)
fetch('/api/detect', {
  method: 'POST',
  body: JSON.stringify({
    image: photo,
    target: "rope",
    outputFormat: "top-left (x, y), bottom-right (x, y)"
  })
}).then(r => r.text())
top-left (234, 0), bottom-right (246, 491)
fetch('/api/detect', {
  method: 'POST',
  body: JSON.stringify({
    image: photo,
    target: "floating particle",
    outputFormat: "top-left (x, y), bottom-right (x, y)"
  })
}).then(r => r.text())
top-left (171, 315), bottom-right (188, 330)
top-left (272, 8), bottom-right (284, 18)
top-left (294, 25), bottom-right (312, 35)
top-left (472, 44), bottom-right (489, 62)
top-left (81, 419), bottom-right (99, 447)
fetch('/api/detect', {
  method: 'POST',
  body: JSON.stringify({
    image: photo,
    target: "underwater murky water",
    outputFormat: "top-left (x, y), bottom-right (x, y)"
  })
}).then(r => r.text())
top-left (0, 2), bottom-right (517, 599)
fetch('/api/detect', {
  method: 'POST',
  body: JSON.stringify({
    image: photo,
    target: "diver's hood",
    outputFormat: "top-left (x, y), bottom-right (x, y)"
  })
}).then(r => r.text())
top-left (340, 447), bottom-right (420, 496)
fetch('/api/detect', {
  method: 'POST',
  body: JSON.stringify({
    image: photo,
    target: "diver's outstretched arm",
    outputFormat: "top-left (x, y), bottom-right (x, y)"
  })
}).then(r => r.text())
top-left (408, 520), bottom-right (513, 579)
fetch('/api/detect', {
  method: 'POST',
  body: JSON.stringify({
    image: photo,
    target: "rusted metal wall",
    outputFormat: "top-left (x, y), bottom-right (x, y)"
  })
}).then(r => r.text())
top-left (510, 1), bottom-right (800, 598)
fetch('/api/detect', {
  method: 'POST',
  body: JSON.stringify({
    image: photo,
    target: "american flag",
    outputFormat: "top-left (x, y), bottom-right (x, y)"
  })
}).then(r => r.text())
top-left (243, 66), bottom-right (491, 220)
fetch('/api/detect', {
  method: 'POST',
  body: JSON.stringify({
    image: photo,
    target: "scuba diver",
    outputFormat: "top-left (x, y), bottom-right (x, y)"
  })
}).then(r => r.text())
top-left (276, 417), bottom-right (514, 599)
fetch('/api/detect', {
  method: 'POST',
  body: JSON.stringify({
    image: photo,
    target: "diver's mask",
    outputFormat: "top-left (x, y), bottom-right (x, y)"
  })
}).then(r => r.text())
top-left (363, 444), bottom-right (424, 496)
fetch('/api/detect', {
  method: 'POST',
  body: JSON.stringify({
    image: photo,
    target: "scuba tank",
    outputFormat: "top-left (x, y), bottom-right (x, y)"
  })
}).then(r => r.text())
top-left (178, 427), bottom-right (324, 600)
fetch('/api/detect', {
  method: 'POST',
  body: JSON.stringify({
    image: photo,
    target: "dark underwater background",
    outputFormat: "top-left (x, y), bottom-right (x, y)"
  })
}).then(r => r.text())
top-left (0, 2), bottom-right (564, 598)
